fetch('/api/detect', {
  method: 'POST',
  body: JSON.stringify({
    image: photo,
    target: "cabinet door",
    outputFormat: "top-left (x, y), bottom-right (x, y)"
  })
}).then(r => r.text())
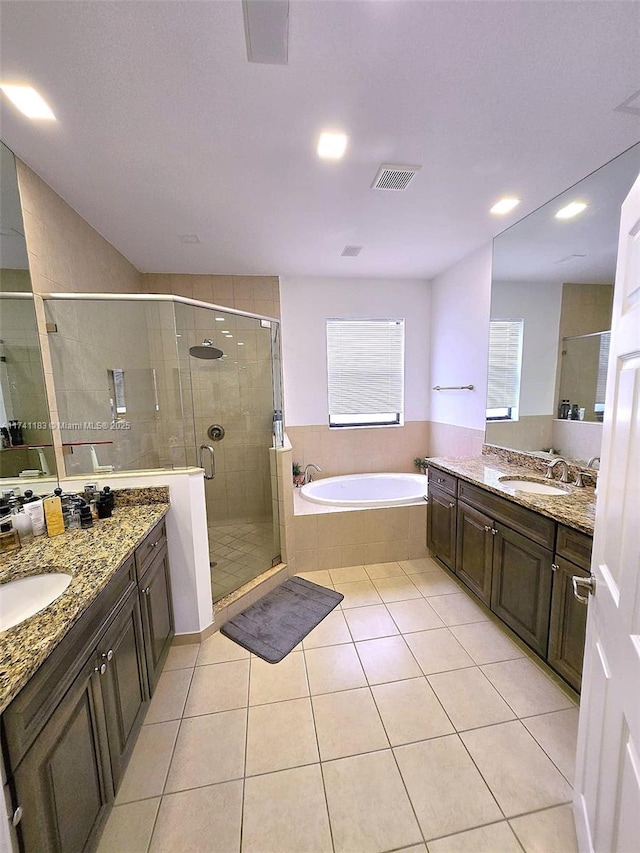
top-left (491, 524), bottom-right (553, 655)
top-left (139, 545), bottom-right (174, 693)
top-left (547, 557), bottom-right (589, 692)
top-left (455, 502), bottom-right (493, 605)
top-left (12, 657), bottom-right (112, 853)
top-left (98, 588), bottom-right (149, 791)
top-left (426, 485), bottom-right (457, 570)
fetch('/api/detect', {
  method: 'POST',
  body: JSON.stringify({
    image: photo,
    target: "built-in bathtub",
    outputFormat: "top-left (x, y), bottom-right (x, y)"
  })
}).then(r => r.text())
top-left (299, 472), bottom-right (428, 508)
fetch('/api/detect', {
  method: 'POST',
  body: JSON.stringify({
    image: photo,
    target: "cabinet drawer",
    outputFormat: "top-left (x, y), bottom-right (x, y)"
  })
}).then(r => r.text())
top-left (135, 520), bottom-right (167, 580)
top-left (556, 525), bottom-right (593, 571)
top-left (457, 481), bottom-right (555, 549)
top-left (428, 467), bottom-right (457, 497)
top-left (2, 555), bottom-right (136, 773)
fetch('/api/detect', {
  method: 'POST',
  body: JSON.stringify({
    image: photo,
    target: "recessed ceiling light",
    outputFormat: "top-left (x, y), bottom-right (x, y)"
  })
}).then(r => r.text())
top-left (178, 234), bottom-right (201, 244)
top-left (215, 317), bottom-right (226, 322)
top-left (555, 201), bottom-right (587, 220)
top-left (237, 342), bottom-right (245, 346)
top-left (490, 197), bottom-right (521, 215)
top-left (0, 85), bottom-right (55, 120)
top-left (317, 132), bottom-right (348, 160)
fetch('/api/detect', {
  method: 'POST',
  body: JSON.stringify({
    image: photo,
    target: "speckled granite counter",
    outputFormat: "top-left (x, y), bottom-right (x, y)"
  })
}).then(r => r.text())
top-left (427, 455), bottom-right (596, 535)
top-left (0, 487), bottom-right (169, 713)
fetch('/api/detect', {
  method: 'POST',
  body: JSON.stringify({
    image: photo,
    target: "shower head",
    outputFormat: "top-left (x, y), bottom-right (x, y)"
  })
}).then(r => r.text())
top-left (189, 339), bottom-right (224, 360)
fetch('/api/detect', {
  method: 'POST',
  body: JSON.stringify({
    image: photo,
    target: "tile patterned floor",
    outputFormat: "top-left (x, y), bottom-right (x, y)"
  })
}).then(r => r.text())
top-left (98, 557), bottom-right (580, 853)
top-left (209, 522), bottom-right (277, 601)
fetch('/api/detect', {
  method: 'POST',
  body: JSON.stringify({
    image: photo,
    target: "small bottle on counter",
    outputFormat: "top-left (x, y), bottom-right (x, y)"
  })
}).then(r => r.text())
top-left (43, 493), bottom-right (65, 537)
top-left (570, 404), bottom-right (580, 420)
top-left (10, 497), bottom-right (34, 545)
top-left (0, 512), bottom-right (21, 554)
top-left (22, 490), bottom-right (46, 536)
top-left (80, 505), bottom-right (93, 528)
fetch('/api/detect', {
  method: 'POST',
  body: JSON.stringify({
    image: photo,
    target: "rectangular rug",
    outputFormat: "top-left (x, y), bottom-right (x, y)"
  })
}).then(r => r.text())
top-left (221, 576), bottom-right (344, 663)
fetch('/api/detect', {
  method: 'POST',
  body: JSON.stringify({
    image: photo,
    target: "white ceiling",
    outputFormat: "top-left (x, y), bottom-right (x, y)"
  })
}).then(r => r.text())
top-left (0, 0), bottom-right (639, 279)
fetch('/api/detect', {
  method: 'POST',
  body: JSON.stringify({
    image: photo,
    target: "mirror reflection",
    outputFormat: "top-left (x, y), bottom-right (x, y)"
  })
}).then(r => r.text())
top-left (0, 141), bottom-right (58, 486)
top-left (487, 142), bottom-right (640, 464)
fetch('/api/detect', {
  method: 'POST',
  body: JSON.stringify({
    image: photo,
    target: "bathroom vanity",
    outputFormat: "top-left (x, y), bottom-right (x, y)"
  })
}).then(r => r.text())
top-left (0, 490), bottom-right (173, 853)
top-left (426, 455), bottom-right (594, 693)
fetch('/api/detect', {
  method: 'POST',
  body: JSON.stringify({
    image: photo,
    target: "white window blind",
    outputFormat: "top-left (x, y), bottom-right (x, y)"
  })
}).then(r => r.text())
top-left (595, 331), bottom-right (610, 406)
top-left (327, 319), bottom-right (404, 427)
top-left (486, 319), bottom-right (524, 416)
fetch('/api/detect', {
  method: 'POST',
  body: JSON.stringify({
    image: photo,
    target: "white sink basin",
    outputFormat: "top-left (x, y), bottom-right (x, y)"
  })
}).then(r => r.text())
top-left (0, 573), bottom-right (72, 632)
top-left (499, 477), bottom-right (569, 496)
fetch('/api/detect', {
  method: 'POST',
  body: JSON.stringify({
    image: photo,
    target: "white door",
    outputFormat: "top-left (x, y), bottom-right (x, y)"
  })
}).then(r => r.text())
top-left (573, 171), bottom-right (640, 852)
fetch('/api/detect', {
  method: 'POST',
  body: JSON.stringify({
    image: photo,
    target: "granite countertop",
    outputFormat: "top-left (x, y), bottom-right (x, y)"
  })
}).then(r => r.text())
top-left (0, 488), bottom-right (170, 714)
top-left (427, 455), bottom-right (596, 536)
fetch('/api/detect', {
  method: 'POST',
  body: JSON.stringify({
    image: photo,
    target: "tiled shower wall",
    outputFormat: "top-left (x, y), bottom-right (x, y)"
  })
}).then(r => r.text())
top-left (141, 274), bottom-right (280, 320)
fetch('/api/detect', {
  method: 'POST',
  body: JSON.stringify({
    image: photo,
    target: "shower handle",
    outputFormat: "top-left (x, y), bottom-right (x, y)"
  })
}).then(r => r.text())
top-left (199, 444), bottom-right (216, 480)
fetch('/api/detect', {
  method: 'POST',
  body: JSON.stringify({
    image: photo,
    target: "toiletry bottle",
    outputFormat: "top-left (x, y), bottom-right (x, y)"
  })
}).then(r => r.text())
top-left (43, 493), bottom-right (65, 537)
top-left (0, 515), bottom-right (21, 554)
top-left (273, 409), bottom-right (283, 446)
top-left (0, 427), bottom-right (9, 448)
top-left (10, 498), bottom-right (34, 545)
top-left (570, 404), bottom-right (579, 420)
top-left (22, 490), bottom-right (46, 536)
top-left (80, 505), bottom-right (93, 528)
top-left (101, 486), bottom-right (115, 512)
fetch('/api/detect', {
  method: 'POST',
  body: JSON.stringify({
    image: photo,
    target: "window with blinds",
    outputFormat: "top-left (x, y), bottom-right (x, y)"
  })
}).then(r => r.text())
top-left (326, 319), bottom-right (404, 428)
top-left (486, 319), bottom-right (524, 421)
top-left (595, 331), bottom-right (611, 411)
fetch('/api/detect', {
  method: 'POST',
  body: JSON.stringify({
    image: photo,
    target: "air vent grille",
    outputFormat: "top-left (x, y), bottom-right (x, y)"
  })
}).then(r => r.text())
top-left (341, 245), bottom-right (362, 257)
top-left (371, 164), bottom-right (421, 191)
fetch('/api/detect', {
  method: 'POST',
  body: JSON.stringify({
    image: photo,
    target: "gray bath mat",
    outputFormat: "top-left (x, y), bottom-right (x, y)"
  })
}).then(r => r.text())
top-left (221, 576), bottom-right (344, 663)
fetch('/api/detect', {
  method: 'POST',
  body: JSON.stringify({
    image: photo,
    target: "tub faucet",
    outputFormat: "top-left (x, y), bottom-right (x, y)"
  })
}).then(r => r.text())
top-left (303, 463), bottom-right (321, 484)
top-left (545, 458), bottom-right (569, 482)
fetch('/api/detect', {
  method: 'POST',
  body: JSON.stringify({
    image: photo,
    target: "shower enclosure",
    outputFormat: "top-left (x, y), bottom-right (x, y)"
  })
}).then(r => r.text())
top-left (44, 294), bottom-right (282, 603)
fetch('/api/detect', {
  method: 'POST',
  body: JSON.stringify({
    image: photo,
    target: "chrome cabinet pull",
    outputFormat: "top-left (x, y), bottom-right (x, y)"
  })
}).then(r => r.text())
top-left (199, 443), bottom-right (216, 480)
top-left (102, 649), bottom-right (114, 661)
top-left (95, 663), bottom-right (107, 676)
top-left (449, 502), bottom-right (455, 508)
top-left (12, 807), bottom-right (23, 827)
top-left (572, 574), bottom-right (595, 604)
top-left (491, 528), bottom-right (497, 535)
top-left (551, 563), bottom-right (559, 572)
top-left (142, 586), bottom-right (151, 596)
top-left (484, 525), bottom-right (491, 532)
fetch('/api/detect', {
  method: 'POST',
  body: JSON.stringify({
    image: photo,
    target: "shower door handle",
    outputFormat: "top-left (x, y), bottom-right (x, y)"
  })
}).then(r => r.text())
top-left (199, 444), bottom-right (216, 480)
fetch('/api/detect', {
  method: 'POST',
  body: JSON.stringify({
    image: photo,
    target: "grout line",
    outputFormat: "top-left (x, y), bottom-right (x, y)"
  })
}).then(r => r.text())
top-left (238, 654), bottom-right (252, 853)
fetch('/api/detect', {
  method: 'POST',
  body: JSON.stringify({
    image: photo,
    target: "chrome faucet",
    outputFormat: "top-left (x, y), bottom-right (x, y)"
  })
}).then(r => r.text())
top-left (545, 458), bottom-right (569, 482)
top-left (303, 463), bottom-right (322, 484)
top-left (587, 456), bottom-right (600, 469)
top-left (573, 468), bottom-right (597, 488)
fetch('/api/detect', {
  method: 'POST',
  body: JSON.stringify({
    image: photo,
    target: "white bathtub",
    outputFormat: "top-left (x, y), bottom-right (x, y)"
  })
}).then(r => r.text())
top-left (300, 473), bottom-right (428, 508)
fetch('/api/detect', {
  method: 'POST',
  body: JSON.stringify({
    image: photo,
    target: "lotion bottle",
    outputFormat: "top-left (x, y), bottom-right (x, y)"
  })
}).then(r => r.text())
top-left (22, 490), bottom-right (46, 537)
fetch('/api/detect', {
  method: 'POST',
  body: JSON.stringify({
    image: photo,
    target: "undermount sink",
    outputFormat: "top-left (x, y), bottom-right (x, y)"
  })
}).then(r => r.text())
top-left (0, 573), bottom-right (72, 632)
top-left (498, 477), bottom-right (570, 496)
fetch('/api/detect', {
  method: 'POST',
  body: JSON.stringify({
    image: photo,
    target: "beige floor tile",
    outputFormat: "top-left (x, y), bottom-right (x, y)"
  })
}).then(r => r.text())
top-left (333, 579), bottom-right (383, 608)
top-left (245, 697), bottom-right (319, 775)
top-left (387, 598), bottom-right (444, 633)
top-left (481, 658), bottom-right (575, 717)
top-left (394, 735), bottom-right (502, 840)
top-left (183, 659), bottom-right (249, 716)
top-left (144, 668), bottom-right (193, 724)
top-left (116, 721), bottom-right (179, 804)
top-left (302, 609), bottom-right (352, 648)
top-left (509, 803), bottom-right (578, 853)
top-left (296, 569), bottom-right (334, 586)
top-left (450, 620), bottom-right (526, 665)
top-left (461, 721), bottom-right (573, 817)
top-left (427, 821), bottom-right (522, 853)
top-left (249, 650), bottom-right (309, 704)
top-left (399, 557), bottom-right (444, 574)
top-left (196, 630), bottom-right (250, 666)
top-left (163, 643), bottom-right (200, 671)
top-left (372, 576), bottom-right (422, 602)
top-left (323, 750), bottom-right (423, 853)
top-left (428, 667), bottom-right (516, 731)
top-left (329, 565), bottom-right (368, 583)
top-left (404, 628), bottom-right (475, 675)
top-left (242, 764), bottom-right (333, 853)
top-left (164, 709), bottom-right (246, 792)
top-left (427, 593), bottom-right (490, 626)
top-left (356, 635), bottom-right (423, 684)
top-left (343, 604), bottom-right (399, 641)
top-left (365, 561), bottom-right (406, 579)
top-left (97, 798), bottom-right (159, 853)
top-left (522, 707), bottom-right (580, 783)
top-left (305, 642), bottom-right (367, 694)
top-left (411, 571), bottom-right (461, 597)
top-left (395, 847), bottom-right (427, 853)
top-left (312, 687), bottom-right (389, 760)
top-left (372, 678), bottom-right (454, 746)
top-left (149, 780), bottom-right (243, 853)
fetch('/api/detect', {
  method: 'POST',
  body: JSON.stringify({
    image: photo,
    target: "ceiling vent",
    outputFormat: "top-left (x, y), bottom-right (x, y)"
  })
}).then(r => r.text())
top-left (341, 245), bottom-right (362, 257)
top-left (371, 164), bottom-right (421, 191)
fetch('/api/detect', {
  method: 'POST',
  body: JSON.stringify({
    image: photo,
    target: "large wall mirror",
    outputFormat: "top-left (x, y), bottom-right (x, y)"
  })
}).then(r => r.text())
top-left (0, 141), bottom-right (58, 487)
top-left (487, 142), bottom-right (640, 465)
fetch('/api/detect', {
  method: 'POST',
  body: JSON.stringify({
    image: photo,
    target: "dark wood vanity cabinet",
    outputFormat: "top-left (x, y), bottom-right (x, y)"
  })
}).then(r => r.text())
top-left (548, 525), bottom-right (593, 691)
top-left (455, 502), bottom-right (493, 605)
top-left (3, 517), bottom-right (173, 853)
top-left (426, 469), bottom-right (457, 570)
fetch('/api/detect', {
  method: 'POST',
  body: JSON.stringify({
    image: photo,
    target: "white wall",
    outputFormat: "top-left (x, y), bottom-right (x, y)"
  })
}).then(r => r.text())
top-left (429, 243), bottom-right (493, 431)
top-left (280, 277), bottom-right (431, 426)
top-left (491, 280), bottom-right (562, 415)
